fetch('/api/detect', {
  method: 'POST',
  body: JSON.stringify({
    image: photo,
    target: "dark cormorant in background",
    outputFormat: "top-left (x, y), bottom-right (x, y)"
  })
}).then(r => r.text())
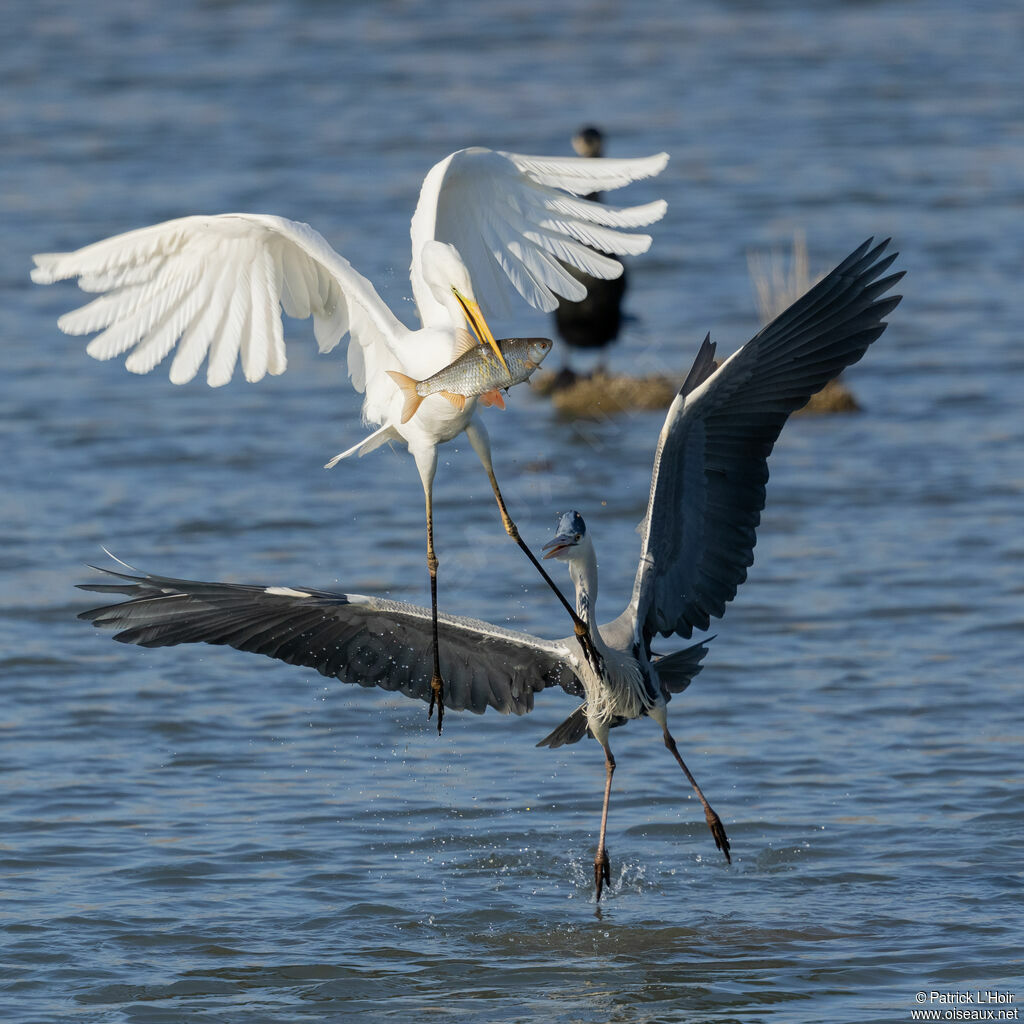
top-left (552, 128), bottom-right (628, 377)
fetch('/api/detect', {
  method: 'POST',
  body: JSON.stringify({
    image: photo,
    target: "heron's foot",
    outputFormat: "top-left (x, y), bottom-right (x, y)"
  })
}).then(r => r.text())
top-left (594, 847), bottom-right (611, 902)
top-left (428, 672), bottom-right (445, 735)
top-left (705, 806), bottom-right (731, 864)
top-left (574, 621), bottom-right (604, 675)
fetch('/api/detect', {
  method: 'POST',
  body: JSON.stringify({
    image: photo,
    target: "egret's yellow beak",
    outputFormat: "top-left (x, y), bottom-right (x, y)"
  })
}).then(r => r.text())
top-left (453, 288), bottom-right (509, 374)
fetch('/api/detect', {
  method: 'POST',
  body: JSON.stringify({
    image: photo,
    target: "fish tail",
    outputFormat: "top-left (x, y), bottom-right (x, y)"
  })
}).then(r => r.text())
top-left (387, 370), bottom-right (424, 424)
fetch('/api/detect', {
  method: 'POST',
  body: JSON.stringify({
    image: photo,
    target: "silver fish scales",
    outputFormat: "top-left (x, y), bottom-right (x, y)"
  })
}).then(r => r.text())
top-left (387, 335), bottom-right (552, 423)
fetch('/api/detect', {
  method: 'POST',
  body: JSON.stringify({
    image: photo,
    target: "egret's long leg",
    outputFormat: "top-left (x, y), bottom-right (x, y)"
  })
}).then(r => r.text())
top-left (414, 448), bottom-right (444, 734)
top-left (595, 739), bottom-right (615, 901)
top-left (662, 727), bottom-right (730, 863)
top-left (424, 490), bottom-right (444, 733)
top-left (465, 420), bottom-right (604, 674)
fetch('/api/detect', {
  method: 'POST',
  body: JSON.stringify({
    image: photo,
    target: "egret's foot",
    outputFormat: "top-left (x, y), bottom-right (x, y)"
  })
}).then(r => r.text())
top-left (594, 847), bottom-right (611, 902)
top-left (705, 807), bottom-right (731, 864)
top-left (574, 621), bottom-right (604, 675)
top-left (428, 673), bottom-right (445, 735)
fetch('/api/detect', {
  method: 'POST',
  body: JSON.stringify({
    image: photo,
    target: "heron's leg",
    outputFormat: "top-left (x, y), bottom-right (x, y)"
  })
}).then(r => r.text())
top-left (415, 448), bottom-right (444, 735)
top-left (661, 724), bottom-right (730, 863)
top-left (595, 738), bottom-right (615, 901)
top-left (464, 419), bottom-right (604, 674)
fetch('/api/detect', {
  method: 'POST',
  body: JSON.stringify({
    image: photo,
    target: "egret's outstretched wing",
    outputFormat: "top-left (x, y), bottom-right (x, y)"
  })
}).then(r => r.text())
top-left (409, 147), bottom-right (668, 317)
top-left (32, 214), bottom-right (405, 389)
top-left (624, 238), bottom-right (903, 649)
top-left (78, 565), bottom-right (581, 715)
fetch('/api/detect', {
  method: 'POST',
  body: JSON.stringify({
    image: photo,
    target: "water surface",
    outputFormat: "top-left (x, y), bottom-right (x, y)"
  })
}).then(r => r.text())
top-left (2, 1), bottom-right (1022, 1021)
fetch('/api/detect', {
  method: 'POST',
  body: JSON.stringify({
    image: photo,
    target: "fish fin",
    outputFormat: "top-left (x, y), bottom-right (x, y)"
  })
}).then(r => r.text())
top-left (439, 390), bottom-right (467, 411)
top-left (387, 370), bottom-right (424, 424)
top-left (524, 359), bottom-right (537, 371)
top-left (479, 389), bottom-right (506, 410)
top-left (452, 329), bottom-right (478, 359)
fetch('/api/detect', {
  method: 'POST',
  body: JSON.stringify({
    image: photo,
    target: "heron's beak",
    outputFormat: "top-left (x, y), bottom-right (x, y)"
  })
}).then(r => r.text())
top-left (542, 534), bottom-right (575, 560)
top-left (453, 288), bottom-right (509, 374)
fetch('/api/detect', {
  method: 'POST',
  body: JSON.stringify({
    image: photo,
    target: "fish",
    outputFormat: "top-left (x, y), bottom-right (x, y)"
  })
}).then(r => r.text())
top-left (386, 332), bottom-right (552, 423)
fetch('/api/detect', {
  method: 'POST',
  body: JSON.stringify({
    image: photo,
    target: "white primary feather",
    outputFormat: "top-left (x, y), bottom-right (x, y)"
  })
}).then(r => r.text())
top-left (503, 151), bottom-right (669, 193)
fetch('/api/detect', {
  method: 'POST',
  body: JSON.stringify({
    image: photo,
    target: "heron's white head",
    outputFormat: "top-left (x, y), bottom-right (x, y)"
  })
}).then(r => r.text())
top-left (542, 510), bottom-right (591, 563)
top-left (543, 510), bottom-right (599, 618)
top-left (420, 240), bottom-right (508, 371)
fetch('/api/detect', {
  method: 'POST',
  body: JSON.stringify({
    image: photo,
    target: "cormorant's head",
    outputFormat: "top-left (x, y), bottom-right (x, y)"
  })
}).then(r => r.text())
top-left (572, 127), bottom-right (604, 158)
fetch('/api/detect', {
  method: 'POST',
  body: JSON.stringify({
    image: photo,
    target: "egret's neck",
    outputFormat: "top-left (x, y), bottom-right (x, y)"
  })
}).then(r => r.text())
top-left (568, 545), bottom-right (600, 631)
top-left (414, 284), bottom-right (455, 332)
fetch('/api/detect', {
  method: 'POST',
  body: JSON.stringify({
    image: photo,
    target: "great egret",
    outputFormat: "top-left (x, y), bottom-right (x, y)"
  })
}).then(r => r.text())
top-left (32, 145), bottom-right (669, 729)
top-left (551, 128), bottom-right (628, 380)
top-left (77, 237), bottom-right (902, 900)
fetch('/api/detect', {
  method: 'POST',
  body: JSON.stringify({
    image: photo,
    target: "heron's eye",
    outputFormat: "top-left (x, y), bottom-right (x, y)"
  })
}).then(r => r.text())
top-left (574, 534), bottom-right (581, 542)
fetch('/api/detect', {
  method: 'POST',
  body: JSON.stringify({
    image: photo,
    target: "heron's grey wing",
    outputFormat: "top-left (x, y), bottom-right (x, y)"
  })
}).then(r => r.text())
top-left (78, 566), bottom-right (580, 715)
top-left (627, 237), bottom-right (903, 649)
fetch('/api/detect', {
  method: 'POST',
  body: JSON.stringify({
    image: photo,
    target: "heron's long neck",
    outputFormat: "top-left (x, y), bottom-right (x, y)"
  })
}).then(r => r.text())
top-left (569, 546), bottom-right (600, 632)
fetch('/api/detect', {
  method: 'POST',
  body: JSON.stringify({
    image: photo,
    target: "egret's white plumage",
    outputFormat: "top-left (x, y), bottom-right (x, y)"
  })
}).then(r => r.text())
top-left (34, 146), bottom-right (669, 725)
top-left (31, 148), bottom-right (667, 401)
top-left (551, 127), bottom-right (632, 368)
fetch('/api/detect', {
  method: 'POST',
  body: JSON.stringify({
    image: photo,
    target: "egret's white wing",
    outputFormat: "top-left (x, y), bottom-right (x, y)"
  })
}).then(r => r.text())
top-left (620, 238), bottom-right (903, 651)
top-left (409, 147), bottom-right (669, 317)
top-left (32, 214), bottom-right (406, 390)
top-left (79, 565), bottom-right (582, 716)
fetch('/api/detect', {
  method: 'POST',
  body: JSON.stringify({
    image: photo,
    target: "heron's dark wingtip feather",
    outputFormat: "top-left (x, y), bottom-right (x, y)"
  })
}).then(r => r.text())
top-left (678, 333), bottom-right (718, 399)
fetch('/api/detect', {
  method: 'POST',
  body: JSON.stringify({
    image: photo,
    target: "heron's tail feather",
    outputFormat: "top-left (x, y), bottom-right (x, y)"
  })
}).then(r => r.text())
top-left (536, 704), bottom-right (590, 748)
top-left (386, 370), bottom-right (425, 424)
top-left (324, 424), bottom-right (401, 468)
top-left (536, 705), bottom-right (630, 748)
top-left (655, 638), bottom-right (714, 696)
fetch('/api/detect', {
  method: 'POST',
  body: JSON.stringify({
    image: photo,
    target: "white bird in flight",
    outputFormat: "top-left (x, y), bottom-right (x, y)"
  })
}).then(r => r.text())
top-left (32, 145), bottom-right (669, 729)
top-left (76, 238), bottom-right (902, 900)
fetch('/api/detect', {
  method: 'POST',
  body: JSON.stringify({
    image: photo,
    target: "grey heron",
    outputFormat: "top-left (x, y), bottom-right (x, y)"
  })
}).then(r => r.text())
top-left (76, 237), bottom-right (902, 899)
top-left (32, 145), bottom-right (669, 730)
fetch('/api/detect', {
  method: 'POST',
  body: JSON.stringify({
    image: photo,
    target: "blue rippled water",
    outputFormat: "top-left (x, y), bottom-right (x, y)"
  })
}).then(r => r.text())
top-left (2, 1), bottom-right (1022, 1021)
